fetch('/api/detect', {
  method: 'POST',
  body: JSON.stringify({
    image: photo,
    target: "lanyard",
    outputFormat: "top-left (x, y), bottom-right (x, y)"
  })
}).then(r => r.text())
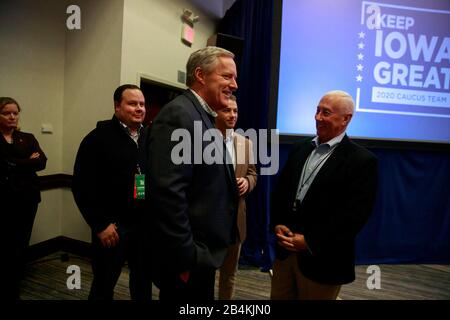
top-left (296, 145), bottom-right (337, 199)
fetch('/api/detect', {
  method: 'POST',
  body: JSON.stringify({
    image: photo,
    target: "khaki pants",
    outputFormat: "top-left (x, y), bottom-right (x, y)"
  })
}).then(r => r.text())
top-left (271, 253), bottom-right (341, 300)
top-left (218, 241), bottom-right (242, 300)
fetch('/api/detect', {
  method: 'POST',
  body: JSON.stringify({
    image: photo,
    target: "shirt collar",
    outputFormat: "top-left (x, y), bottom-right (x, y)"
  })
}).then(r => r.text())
top-left (118, 120), bottom-right (144, 136)
top-left (312, 131), bottom-right (346, 149)
top-left (189, 88), bottom-right (218, 118)
top-left (223, 129), bottom-right (234, 143)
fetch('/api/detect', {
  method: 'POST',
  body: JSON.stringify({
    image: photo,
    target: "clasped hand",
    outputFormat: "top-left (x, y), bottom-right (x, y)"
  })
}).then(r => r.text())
top-left (274, 224), bottom-right (307, 252)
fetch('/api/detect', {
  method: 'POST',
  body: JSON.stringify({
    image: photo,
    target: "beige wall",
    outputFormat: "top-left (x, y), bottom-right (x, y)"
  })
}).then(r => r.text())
top-left (2, 0), bottom-right (219, 245)
top-left (121, 0), bottom-right (217, 85)
top-left (62, 0), bottom-right (125, 242)
top-left (0, 0), bottom-right (67, 244)
top-left (63, 0), bottom-right (124, 175)
top-left (31, 190), bottom-right (63, 244)
top-left (0, 0), bottom-right (66, 174)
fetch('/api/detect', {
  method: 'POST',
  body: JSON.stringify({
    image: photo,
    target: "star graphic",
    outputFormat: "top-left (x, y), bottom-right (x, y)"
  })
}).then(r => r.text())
top-left (358, 31), bottom-right (365, 39)
top-left (357, 53), bottom-right (364, 60)
top-left (356, 75), bottom-right (363, 82)
top-left (358, 42), bottom-right (365, 49)
top-left (357, 64), bottom-right (364, 71)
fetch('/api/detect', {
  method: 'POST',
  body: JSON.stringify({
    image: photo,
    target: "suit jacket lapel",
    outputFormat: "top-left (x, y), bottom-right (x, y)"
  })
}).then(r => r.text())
top-left (303, 135), bottom-right (350, 202)
top-left (291, 140), bottom-right (315, 200)
top-left (183, 90), bottom-right (215, 129)
top-left (234, 135), bottom-right (245, 177)
top-left (183, 90), bottom-right (238, 194)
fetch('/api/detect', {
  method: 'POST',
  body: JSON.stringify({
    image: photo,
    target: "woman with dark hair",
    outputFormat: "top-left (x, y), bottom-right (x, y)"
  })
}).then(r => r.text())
top-left (0, 97), bottom-right (47, 300)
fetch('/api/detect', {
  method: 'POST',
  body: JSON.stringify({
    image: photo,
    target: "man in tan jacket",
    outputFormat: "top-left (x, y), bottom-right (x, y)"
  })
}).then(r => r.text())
top-left (215, 95), bottom-right (258, 299)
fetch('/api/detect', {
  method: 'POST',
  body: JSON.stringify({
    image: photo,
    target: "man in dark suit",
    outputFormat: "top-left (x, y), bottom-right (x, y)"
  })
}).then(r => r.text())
top-left (147, 46), bottom-right (239, 300)
top-left (72, 84), bottom-right (151, 300)
top-left (270, 90), bottom-right (378, 299)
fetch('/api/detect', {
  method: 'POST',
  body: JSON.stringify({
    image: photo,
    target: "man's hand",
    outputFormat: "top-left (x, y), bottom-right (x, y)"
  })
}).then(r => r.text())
top-left (274, 224), bottom-right (307, 252)
top-left (236, 177), bottom-right (249, 196)
top-left (97, 223), bottom-right (120, 248)
top-left (274, 224), bottom-right (293, 237)
top-left (30, 152), bottom-right (40, 159)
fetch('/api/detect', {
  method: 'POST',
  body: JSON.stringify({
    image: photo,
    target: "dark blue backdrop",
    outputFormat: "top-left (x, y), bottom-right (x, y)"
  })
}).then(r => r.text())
top-left (218, 0), bottom-right (450, 269)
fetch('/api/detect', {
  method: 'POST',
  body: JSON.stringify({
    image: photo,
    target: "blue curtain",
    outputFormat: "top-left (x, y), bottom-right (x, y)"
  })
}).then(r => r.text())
top-left (356, 148), bottom-right (450, 264)
top-left (218, 0), bottom-right (275, 270)
top-left (219, 0), bottom-right (450, 267)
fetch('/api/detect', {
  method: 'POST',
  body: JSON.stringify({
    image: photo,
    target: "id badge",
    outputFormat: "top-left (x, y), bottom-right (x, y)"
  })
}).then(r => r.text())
top-left (134, 174), bottom-right (145, 199)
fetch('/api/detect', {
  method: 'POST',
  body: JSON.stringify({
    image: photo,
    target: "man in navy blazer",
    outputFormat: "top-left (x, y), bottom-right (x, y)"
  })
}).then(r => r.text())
top-left (147, 46), bottom-right (239, 300)
top-left (270, 90), bottom-right (378, 299)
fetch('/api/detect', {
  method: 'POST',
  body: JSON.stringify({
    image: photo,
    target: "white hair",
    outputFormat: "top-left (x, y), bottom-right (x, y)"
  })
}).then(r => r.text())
top-left (186, 46), bottom-right (235, 86)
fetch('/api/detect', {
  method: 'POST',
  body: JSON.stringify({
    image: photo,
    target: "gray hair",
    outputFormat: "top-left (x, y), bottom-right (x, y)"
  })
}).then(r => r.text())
top-left (322, 90), bottom-right (355, 114)
top-left (186, 46), bottom-right (235, 86)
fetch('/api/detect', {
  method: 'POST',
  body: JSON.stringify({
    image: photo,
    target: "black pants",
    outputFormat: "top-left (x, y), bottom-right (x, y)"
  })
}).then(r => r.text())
top-left (89, 223), bottom-right (152, 301)
top-left (3, 200), bottom-right (38, 300)
top-left (158, 267), bottom-right (216, 301)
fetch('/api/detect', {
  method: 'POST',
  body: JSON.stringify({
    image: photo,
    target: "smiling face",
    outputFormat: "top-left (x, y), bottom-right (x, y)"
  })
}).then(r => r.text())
top-left (196, 56), bottom-right (238, 111)
top-left (315, 94), bottom-right (353, 144)
top-left (0, 103), bottom-right (20, 131)
top-left (114, 89), bottom-right (146, 130)
top-left (216, 98), bottom-right (238, 134)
